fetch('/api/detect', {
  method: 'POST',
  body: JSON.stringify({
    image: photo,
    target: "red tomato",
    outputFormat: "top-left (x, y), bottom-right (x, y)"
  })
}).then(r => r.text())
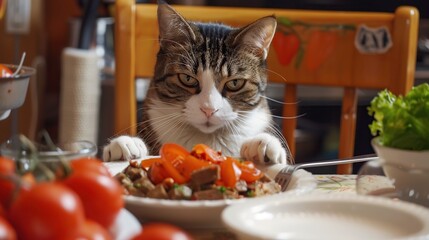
top-left (63, 171), bottom-right (124, 228)
top-left (74, 219), bottom-right (112, 240)
top-left (0, 216), bottom-right (16, 240)
top-left (70, 157), bottom-right (111, 176)
top-left (0, 204), bottom-right (4, 218)
top-left (272, 31), bottom-right (300, 66)
top-left (160, 158), bottom-right (187, 184)
top-left (159, 143), bottom-right (196, 184)
top-left (236, 160), bottom-right (263, 183)
top-left (191, 144), bottom-right (225, 163)
top-left (304, 30), bottom-right (339, 71)
top-left (160, 143), bottom-right (189, 167)
top-left (0, 156), bottom-right (16, 209)
top-left (132, 223), bottom-right (193, 240)
top-left (220, 157), bottom-right (241, 188)
top-left (0, 64), bottom-right (12, 77)
top-left (148, 161), bottom-right (169, 184)
top-left (177, 155), bottom-right (210, 179)
top-left (9, 182), bottom-right (85, 240)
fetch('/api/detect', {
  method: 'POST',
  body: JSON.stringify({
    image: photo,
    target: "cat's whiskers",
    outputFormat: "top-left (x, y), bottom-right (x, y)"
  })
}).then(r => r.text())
top-left (269, 113), bottom-right (306, 120)
top-left (140, 112), bottom-right (184, 143)
top-left (222, 117), bottom-right (240, 140)
top-left (108, 122), bottom-right (142, 139)
top-left (261, 95), bottom-right (299, 105)
top-left (155, 115), bottom-right (188, 144)
top-left (264, 68), bottom-right (288, 83)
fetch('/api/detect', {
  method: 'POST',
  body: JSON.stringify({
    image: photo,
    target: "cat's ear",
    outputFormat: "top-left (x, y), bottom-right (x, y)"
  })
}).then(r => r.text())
top-left (157, 1), bottom-right (197, 46)
top-left (232, 16), bottom-right (277, 59)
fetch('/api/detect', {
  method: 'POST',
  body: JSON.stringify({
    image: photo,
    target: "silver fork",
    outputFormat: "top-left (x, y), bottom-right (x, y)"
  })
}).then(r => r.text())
top-left (273, 154), bottom-right (378, 191)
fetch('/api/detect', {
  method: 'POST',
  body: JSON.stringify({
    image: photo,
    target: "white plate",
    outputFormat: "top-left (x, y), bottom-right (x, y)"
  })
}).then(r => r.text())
top-left (222, 194), bottom-right (429, 240)
top-left (105, 158), bottom-right (316, 229)
top-left (110, 209), bottom-right (142, 240)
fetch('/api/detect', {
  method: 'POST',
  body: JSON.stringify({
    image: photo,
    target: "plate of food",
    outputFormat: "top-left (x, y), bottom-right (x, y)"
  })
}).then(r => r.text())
top-left (105, 143), bottom-right (316, 229)
top-left (222, 193), bottom-right (429, 240)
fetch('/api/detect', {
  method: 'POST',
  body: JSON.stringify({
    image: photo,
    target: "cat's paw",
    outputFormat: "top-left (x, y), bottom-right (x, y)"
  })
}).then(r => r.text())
top-left (240, 133), bottom-right (287, 165)
top-left (103, 136), bottom-right (148, 161)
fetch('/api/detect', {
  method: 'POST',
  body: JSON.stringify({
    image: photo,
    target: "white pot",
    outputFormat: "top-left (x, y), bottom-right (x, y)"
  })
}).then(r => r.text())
top-left (371, 138), bottom-right (429, 207)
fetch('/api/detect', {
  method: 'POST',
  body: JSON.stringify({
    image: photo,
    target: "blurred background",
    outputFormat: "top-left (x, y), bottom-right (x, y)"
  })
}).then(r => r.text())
top-left (0, 0), bottom-right (428, 166)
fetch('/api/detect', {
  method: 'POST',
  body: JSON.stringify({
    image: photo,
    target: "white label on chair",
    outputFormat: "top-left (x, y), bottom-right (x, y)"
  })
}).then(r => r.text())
top-left (354, 25), bottom-right (393, 54)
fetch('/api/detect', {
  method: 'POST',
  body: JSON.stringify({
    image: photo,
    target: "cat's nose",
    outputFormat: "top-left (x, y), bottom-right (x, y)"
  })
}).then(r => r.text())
top-left (200, 107), bottom-right (218, 118)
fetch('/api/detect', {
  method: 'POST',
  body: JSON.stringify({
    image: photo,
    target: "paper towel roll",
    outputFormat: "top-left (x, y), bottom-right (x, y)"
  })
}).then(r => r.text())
top-left (59, 48), bottom-right (100, 144)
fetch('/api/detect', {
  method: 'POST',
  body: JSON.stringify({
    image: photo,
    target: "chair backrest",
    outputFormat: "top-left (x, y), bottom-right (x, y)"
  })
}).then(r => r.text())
top-left (114, 0), bottom-right (419, 173)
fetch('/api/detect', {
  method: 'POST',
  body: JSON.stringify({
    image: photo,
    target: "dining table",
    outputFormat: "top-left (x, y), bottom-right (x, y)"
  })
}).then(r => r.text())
top-left (186, 174), bottom-right (377, 240)
top-left (106, 158), bottom-right (428, 240)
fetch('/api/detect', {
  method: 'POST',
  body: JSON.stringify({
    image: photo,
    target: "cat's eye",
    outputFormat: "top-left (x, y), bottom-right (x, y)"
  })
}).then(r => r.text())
top-left (225, 79), bottom-right (246, 92)
top-left (178, 73), bottom-right (199, 88)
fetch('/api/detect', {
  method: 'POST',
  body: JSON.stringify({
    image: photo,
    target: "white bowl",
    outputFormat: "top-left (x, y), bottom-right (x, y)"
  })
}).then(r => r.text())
top-left (0, 65), bottom-right (35, 120)
top-left (105, 159), bottom-right (316, 229)
top-left (371, 138), bottom-right (429, 170)
top-left (371, 138), bottom-right (429, 207)
top-left (222, 194), bottom-right (429, 240)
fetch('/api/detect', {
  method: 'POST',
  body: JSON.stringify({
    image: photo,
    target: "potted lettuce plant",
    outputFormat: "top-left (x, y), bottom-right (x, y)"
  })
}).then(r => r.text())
top-left (367, 83), bottom-right (429, 206)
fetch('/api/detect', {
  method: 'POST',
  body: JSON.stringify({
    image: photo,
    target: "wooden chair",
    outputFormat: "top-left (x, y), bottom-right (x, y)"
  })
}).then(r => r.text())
top-left (114, 0), bottom-right (419, 174)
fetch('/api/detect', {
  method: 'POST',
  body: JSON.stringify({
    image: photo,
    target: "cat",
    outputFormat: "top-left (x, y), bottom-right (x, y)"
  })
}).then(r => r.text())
top-left (103, 1), bottom-right (291, 165)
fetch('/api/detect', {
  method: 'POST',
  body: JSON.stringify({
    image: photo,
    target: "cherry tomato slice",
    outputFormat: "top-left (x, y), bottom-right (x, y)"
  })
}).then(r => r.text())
top-left (160, 143), bottom-right (189, 167)
top-left (148, 161), bottom-right (169, 184)
top-left (220, 157), bottom-right (241, 188)
top-left (236, 160), bottom-right (263, 183)
top-left (177, 155), bottom-right (210, 179)
top-left (160, 158), bottom-right (187, 184)
top-left (191, 144), bottom-right (225, 163)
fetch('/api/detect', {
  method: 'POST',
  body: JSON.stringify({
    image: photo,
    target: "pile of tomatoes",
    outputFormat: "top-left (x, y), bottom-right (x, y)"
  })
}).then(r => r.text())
top-left (0, 155), bottom-right (193, 240)
top-left (0, 156), bottom-right (123, 239)
top-left (144, 143), bottom-right (264, 189)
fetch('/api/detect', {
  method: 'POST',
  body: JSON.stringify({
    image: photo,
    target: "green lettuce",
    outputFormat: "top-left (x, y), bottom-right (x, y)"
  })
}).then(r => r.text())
top-left (368, 83), bottom-right (429, 150)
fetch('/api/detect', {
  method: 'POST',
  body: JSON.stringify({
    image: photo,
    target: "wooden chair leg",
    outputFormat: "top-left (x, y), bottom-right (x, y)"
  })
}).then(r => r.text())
top-left (337, 87), bottom-right (357, 174)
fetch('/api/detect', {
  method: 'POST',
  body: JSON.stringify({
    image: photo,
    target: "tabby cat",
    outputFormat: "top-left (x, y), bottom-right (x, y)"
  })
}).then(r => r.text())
top-left (103, 2), bottom-right (290, 165)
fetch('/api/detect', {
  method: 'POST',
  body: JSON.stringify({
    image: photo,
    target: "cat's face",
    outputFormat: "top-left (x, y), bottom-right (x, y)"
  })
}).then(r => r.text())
top-left (149, 3), bottom-right (276, 134)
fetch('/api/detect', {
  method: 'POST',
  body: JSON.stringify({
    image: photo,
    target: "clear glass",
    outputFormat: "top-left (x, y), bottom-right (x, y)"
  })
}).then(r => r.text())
top-left (357, 159), bottom-right (429, 208)
top-left (0, 135), bottom-right (97, 180)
